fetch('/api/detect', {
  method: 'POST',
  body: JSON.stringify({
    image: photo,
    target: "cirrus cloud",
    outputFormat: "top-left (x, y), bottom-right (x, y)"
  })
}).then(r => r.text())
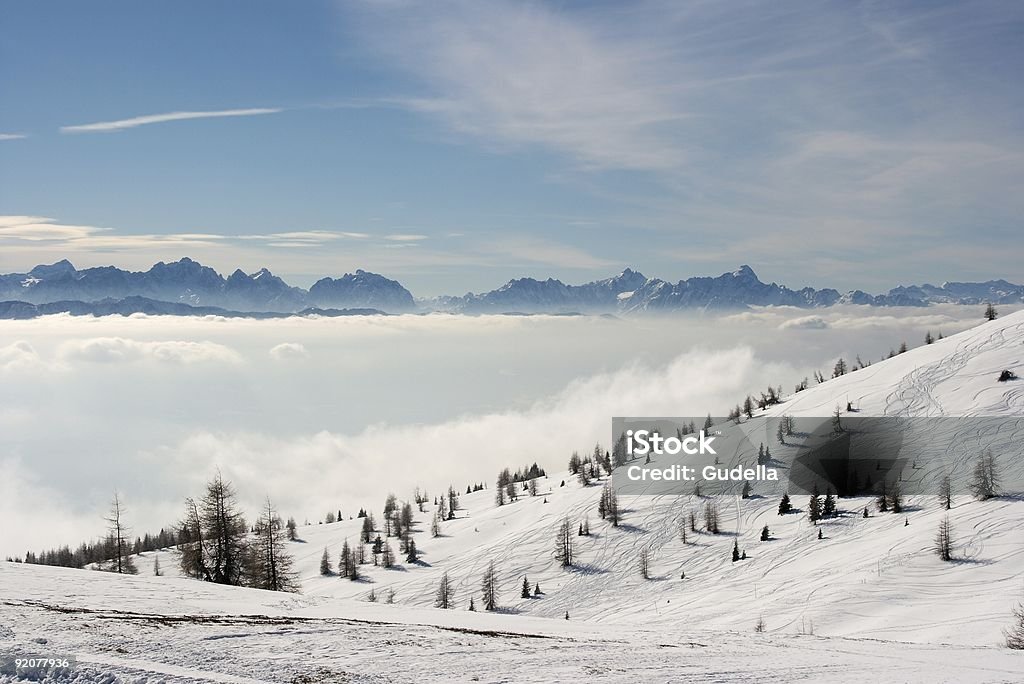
top-left (60, 108), bottom-right (283, 134)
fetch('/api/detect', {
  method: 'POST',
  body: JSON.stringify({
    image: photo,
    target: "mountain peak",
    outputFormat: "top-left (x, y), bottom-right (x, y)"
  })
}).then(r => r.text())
top-left (617, 267), bottom-right (646, 280)
top-left (28, 259), bottom-right (78, 279)
top-left (732, 265), bottom-right (757, 279)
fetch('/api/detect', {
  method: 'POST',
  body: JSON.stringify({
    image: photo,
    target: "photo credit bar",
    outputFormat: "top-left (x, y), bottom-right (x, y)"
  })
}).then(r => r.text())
top-left (611, 416), bottom-right (1024, 497)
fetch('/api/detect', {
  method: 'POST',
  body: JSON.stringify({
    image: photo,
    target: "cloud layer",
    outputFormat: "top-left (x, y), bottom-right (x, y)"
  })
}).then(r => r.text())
top-left (57, 337), bottom-right (242, 364)
top-left (0, 305), bottom-right (996, 557)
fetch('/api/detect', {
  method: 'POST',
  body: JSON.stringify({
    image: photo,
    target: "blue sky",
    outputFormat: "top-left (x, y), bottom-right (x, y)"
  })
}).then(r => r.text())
top-left (1, 0), bottom-right (1022, 295)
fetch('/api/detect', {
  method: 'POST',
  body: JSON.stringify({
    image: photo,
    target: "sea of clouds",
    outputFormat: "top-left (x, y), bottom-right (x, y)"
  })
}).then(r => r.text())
top-left (0, 304), bottom-right (1000, 557)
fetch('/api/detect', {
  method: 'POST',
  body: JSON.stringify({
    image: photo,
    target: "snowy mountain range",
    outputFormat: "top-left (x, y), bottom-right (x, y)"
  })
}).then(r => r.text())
top-left (1, 258), bottom-right (1022, 316)
top-left (435, 264), bottom-right (1024, 313)
top-left (0, 258), bottom-right (415, 314)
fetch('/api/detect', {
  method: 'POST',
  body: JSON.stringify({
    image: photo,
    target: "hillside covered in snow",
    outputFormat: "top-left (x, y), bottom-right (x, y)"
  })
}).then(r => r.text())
top-left (2, 311), bottom-right (1024, 682)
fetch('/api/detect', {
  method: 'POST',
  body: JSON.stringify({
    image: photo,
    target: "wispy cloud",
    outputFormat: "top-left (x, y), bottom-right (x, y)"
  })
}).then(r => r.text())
top-left (341, 1), bottom-right (1024, 288)
top-left (60, 108), bottom-right (283, 134)
top-left (0, 215), bottom-right (448, 285)
top-left (354, 1), bottom-right (689, 172)
top-left (237, 230), bottom-right (372, 243)
top-left (385, 234), bottom-right (428, 242)
top-left (0, 133), bottom-right (27, 141)
top-left (0, 216), bottom-right (110, 241)
top-left (0, 217), bottom-right (381, 251)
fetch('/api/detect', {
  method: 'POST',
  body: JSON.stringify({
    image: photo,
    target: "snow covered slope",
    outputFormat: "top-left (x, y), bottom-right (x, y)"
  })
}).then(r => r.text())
top-left (2, 561), bottom-right (1022, 683)
top-left (265, 310), bottom-right (1024, 643)
top-left (2, 311), bottom-right (1023, 682)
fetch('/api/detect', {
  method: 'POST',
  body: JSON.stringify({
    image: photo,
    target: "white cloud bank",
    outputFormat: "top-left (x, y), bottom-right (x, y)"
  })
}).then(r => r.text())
top-left (57, 337), bottom-right (242, 365)
top-left (0, 306), bottom-right (996, 557)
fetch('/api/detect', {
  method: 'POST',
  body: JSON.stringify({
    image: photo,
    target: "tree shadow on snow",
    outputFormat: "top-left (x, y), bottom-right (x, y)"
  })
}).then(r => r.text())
top-left (565, 563), bottom-right (610, 575)
top-left (491, 606), bottom-right (525, 615)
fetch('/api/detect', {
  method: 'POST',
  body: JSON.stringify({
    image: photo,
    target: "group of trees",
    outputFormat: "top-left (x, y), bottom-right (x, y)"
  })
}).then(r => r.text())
top-left (381, 493), bottom-right (415, 539)
top-left (774, 417), bottom-right (795, 445)
top-left (368, 439), bottom-right (1009, 630)
top-left (325, 491), bottom-right (425, 581)
top-left (969, 451), bottom-right (1000, 500)
top-left (495, 468), bottom-right (520, 505)
top-left (932, 452), bottom-right (1003, 563)
top-left (494, 462), bottom-right (552, 506)
top-left (597, 483), bottom-right (619, 525)
top-left (428, 486), bottom-right (461, 522)
top-left (703, 501), bottom-right (721, 534)
top-left (568, 444), bottom-right (612, 486)
top-left (728, 386), bottom-right (786, 423)
top-left (178, 473), bottom-right (297, 592)
top-left (806, 487), bottom-right (839, 524)
top-left (784, 451), bottom-right (1003, 564)
top-left (875, 480), bottom-right (903, 514)
top-left (675, 501), bottom-right (727, 540)
top-left (16, 499), bottom-right (179, 571)
top-left (18, 475), bottom-right (298, 592)
top-left (436, 563), bottom-right (542, 612)
top-left (510, 463), bottom-right (547, 483)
